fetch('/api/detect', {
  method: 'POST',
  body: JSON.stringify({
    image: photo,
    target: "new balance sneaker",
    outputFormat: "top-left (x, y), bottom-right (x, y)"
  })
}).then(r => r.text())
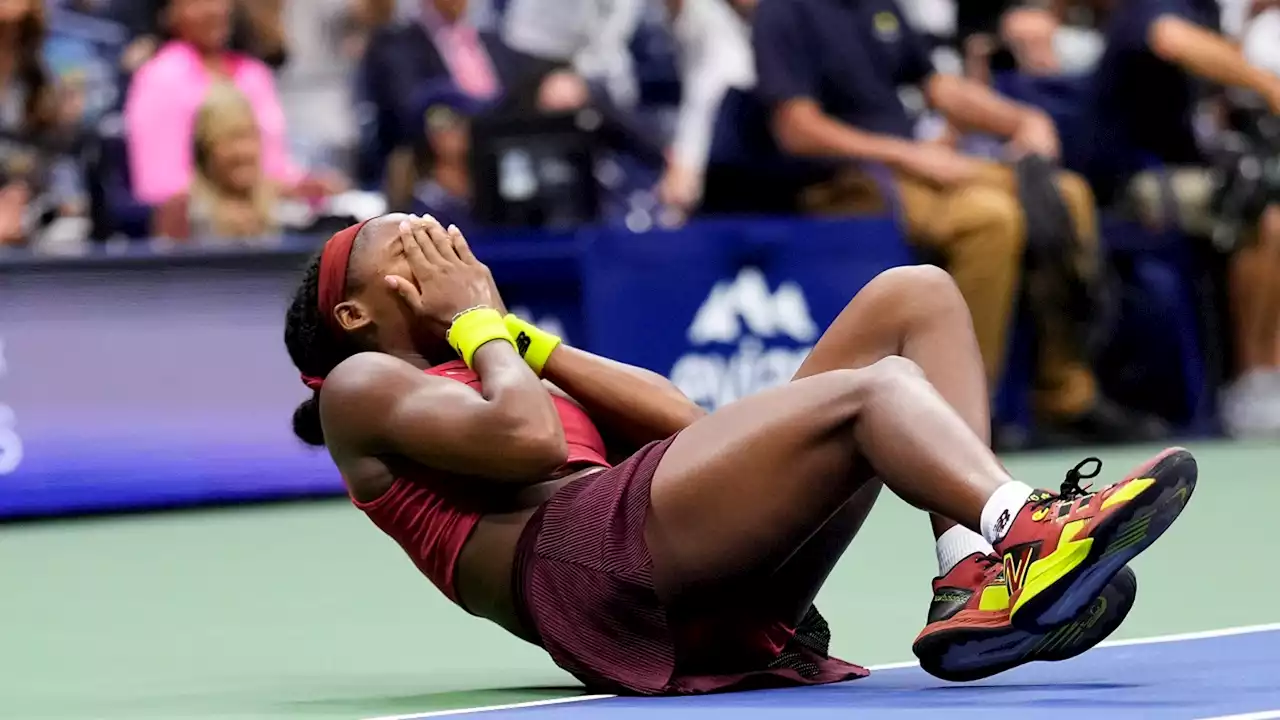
top-left (996, 447), bottom-right (1197, 633)
top-left (912, 553), bottom-right (1137, 682)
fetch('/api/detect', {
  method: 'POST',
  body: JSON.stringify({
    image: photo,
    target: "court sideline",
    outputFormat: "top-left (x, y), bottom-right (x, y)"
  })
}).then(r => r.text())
top-left (3, 441), bottom-right (1275, 719)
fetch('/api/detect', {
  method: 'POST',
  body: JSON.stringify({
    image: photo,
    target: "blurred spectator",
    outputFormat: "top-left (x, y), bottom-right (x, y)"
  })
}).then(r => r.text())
top-left (1082, 0), bottom-right (1280, 435)
top-left (114, 0), bottom-right (288, 74)
top-left (659, 0), bottom-right (755, 217)
top-left (500, 0), bottom-right (644, 107)
top-left (43, 0), bottom-right (128, 126)
top-left (152, 82), bottom-right (280, 242)
top-left (123, 0), bottom-right (340, 210)
top-left (406, 84), bottom-right (482, 227)
top-left (276, 0), bottom-right (361, 172)
top-left (234, 0), bottom-right (288, 68)
top-left (956, 0), bottom-right (1105, 82)
top-left (959, 1), bottom-right (1061, 79)
top-left (340, 0), bottom-right (407, 59)
top-left (0, 0), bottom-right (85, 247)
top-left (754, 0), bottom-right (1167, 442)
top-left (361, 0), bottom-right (590, 205)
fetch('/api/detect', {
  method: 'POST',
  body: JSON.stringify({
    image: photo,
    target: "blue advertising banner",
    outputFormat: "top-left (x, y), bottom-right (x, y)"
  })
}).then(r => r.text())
top-left (583, 217), bottom-right (913, 410)
top-left (0, 218), bottom-right (912, 518)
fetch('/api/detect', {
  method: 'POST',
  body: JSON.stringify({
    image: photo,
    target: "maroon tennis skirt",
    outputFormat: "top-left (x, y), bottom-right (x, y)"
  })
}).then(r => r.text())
top-left (512, 436), bottom-right (869, 695)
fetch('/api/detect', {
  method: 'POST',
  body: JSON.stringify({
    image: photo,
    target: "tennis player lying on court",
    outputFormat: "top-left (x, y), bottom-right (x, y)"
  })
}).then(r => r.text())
top-left (284, 214), bottom-right (1196, 693)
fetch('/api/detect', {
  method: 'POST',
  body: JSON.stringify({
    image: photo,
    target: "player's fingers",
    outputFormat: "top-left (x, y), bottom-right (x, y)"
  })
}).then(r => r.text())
top-left (384, 274), bottom-right (421, 308)
top-left (421, 215), bottom-right (458, 261)
top-left (449, 224), bottom-right (477, 263)
top-left (408, 217), bottom-right (445, 266)
top-left (397, 218), bottom-right (435, 279)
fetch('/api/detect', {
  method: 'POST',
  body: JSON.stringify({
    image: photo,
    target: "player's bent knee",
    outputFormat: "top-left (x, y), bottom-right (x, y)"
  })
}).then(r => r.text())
top-left (883, 264), bottom-right (961, 301)
top-left (858, 355), bottom-right (926, 392)
top-left (861, 264), bottom-right (965, 319)
top-left (839, 356), bottom-right (928, 417)
top-left (871, 354), bottom-right (926, 380)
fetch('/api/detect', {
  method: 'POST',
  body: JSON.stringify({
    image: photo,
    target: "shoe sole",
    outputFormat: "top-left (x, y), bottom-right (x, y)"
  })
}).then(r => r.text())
top-left (1010, 447), bottom-right (1197, 632)
top-left (914, 565), bottom-right (1137, 682)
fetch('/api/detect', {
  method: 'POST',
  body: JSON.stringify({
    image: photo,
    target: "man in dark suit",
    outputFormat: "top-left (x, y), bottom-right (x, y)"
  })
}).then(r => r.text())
top-left (357, 0), bottom-right (589, 193)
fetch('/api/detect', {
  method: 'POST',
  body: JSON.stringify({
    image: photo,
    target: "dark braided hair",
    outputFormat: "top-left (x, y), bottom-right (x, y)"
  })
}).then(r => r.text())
top-left (284, 251), bottom-right (359, 446)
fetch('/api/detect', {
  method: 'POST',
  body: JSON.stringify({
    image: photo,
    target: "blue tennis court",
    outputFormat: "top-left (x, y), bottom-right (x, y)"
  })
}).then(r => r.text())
top-left (374, 625), bottom-right (1280, 720)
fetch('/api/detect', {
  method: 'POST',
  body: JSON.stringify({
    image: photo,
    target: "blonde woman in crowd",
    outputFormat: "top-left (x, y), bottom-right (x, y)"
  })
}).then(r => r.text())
top-left (154, 83), bottom-right (280, 242)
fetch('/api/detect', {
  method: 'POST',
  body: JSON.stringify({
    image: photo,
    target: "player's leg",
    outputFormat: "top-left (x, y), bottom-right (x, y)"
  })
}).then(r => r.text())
top-left (643, 356), bottom-right (1004, 600)
top-left (762, 265), bottom-right (990, 624)
top-left (644, 344), bottom-right (1196, 643)
top-left (754, 266), bottom-right (1145, 680)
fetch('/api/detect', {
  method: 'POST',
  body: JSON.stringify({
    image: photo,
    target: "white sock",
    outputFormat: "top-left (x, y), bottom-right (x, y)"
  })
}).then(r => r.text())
top-left (980, 481), bottom-right (1035, 545)
top-left (935, 525), bottom-right (994, 574)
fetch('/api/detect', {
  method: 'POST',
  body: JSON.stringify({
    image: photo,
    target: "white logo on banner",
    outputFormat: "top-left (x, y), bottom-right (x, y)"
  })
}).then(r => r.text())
top-left (670, 268), bottom-right (819, 411)
top-left (0, 337), bottom-right (21, 475)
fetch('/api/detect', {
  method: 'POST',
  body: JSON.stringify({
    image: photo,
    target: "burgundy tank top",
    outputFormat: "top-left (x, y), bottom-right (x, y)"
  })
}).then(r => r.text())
top-left (350, 360), bottom-right (610, 605)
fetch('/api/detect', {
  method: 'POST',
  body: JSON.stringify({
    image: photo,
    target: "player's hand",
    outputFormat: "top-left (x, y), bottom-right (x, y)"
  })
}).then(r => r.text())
top-left (385, 216), bottom-right (503, 336)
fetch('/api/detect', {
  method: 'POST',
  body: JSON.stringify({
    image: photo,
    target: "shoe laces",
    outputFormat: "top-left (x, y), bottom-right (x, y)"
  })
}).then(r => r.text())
top-left (973, 554), bottom-right (1000, 569)
top-left (1059, 457), bottom-right (1102, 500)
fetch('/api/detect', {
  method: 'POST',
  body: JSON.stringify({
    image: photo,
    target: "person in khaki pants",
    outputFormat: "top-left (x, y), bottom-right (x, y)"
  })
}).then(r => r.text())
top-left (752, 0), bottom-right (1167, 442)
top-left (804, 160), bottom-right (1102, 422)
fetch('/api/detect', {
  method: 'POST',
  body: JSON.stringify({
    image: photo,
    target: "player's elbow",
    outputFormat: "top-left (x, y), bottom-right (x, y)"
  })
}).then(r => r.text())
top-left (503, 419), bottom-right (570, 477)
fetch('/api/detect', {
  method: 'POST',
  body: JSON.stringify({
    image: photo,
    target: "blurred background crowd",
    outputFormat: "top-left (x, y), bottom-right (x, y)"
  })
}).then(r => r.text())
top-left (3, 0), bottom-right (1280, 447)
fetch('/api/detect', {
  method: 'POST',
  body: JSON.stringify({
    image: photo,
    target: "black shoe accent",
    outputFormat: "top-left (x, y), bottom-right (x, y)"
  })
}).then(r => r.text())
top-left (927, 588), bottom-right (975, 624)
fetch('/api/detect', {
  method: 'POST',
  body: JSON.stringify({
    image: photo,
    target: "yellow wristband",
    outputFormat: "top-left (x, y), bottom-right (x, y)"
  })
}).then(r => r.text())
top-left (446, 308), bottom-right (514, 368)
top-left (504, 314), bottom-right (562, 376)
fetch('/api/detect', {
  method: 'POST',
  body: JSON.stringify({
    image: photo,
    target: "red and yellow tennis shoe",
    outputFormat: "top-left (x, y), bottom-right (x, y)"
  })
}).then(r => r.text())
top-left (995, 447), bottom-right (1197, 633)
top-left (912, 553), bottom-right (1137, 682)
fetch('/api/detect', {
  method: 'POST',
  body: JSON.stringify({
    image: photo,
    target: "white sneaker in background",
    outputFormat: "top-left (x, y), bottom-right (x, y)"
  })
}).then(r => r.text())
top-left (1221, 371), bottom-right (1280, 438)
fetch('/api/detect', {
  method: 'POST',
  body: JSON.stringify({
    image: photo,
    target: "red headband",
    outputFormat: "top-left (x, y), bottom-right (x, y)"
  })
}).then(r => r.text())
top-left (301, 219), bottom-right (372, 392)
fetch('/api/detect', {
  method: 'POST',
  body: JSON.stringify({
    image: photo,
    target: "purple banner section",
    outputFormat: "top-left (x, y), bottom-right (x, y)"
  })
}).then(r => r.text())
top-left (0, 255), bottom-right (341, 517)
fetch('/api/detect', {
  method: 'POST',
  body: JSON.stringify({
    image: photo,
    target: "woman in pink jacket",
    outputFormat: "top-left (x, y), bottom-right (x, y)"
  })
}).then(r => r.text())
top-left (124, 0), bottom-right (338, 217)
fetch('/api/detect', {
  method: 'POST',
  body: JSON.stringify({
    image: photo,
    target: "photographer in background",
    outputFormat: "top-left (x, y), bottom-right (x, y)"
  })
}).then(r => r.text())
top-left (1081, 0), bottom-right (1280, 436)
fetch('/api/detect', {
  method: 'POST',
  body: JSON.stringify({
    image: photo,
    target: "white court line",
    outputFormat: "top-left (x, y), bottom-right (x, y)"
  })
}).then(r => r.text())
top-left (360, 695), bottom-right (616, 720)
top-left (361, 621), bottom-right (1280, 720)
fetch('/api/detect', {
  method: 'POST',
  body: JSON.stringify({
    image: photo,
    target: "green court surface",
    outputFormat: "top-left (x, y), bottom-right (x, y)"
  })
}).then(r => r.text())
top-left (3, 440), bottom-right (1276, 720)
